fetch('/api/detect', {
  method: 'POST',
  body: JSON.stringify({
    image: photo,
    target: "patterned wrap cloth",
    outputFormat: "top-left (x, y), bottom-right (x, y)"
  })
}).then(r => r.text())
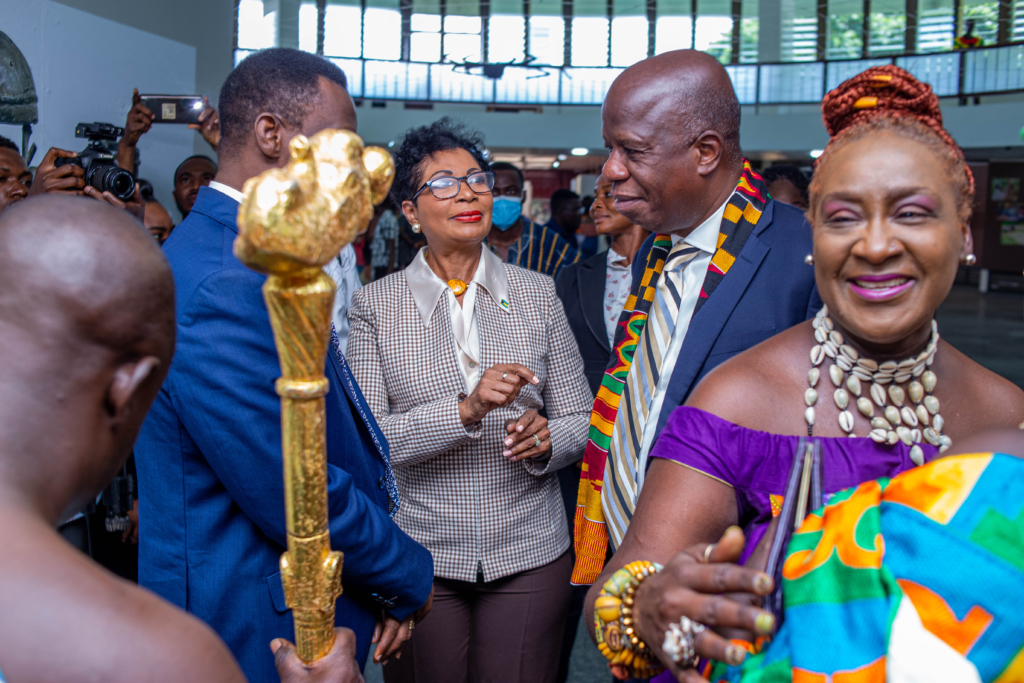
top-left (709, 452), bottom-right (1024, 683)
top-left (571, 161), bottom-right (770, 584)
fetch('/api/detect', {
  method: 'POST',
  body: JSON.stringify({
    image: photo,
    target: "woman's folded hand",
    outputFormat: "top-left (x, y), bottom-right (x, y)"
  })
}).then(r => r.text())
top-left (502, 409), bottom-right (551, 461)
top-left (633, 527), bottom-right (776, 681)
top-left (458, 363), bottom-right (539, 426)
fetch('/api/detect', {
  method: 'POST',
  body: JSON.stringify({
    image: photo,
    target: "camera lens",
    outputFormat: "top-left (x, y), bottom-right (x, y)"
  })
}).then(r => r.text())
top-left (87, 164), bottom-right (136, 202)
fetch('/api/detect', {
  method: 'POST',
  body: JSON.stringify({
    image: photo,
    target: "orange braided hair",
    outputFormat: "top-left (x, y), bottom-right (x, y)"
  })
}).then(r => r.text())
top-left (811, 65), bottom-right (974, 223)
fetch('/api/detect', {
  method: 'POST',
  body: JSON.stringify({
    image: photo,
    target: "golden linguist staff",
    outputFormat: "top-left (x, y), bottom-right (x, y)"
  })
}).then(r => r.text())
top-left (234, 129), bottom-right (395, 663)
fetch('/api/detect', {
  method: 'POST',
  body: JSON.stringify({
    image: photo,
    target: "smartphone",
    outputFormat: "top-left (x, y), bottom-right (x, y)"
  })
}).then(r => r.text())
top-left (139, 95), bottom-right (205, 124)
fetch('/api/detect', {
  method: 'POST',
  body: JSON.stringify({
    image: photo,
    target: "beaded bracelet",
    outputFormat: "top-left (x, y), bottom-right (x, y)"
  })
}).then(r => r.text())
top-left (594, 560), bottom-right (665, 680)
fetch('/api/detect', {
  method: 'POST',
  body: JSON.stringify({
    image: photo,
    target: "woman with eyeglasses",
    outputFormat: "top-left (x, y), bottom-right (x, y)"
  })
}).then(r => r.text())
top-left (346, 118), bottom-right (593, 683)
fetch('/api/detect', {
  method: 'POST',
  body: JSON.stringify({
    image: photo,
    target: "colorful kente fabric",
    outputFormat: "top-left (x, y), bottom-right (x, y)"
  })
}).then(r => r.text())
top-left (571, 161), bottom-right (770, 584)
top-left (708, 453), bottom-right (1024, 683)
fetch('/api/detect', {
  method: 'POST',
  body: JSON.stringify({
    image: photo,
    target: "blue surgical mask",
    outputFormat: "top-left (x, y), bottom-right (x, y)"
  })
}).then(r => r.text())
top-left (491, 196), bottom-right (523, 231)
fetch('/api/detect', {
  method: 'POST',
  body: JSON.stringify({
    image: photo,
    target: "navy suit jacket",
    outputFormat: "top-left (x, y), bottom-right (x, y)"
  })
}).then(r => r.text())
top-left (135, 187), bottom-right (433, 683)
top-left (556, 250), bottom-right (613, 397)
top-left (632, 199), bottom-right (822, 442)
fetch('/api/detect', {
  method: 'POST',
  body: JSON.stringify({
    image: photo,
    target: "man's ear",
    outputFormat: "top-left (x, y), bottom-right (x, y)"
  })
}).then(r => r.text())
top-left (253, 112), bottom-right (287, 163)
top-left (694, 130), bottom-right (725, 177)
top-left (105, 356), bottom-right (162, 424)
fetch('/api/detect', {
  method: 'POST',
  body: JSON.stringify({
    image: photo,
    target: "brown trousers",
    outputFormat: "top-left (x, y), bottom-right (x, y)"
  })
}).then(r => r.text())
top-left (382, 551), bottom-right (573, 683)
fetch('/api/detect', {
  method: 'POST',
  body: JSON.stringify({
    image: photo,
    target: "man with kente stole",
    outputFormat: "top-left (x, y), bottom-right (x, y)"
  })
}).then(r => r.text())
top-left (573, 50), bottom-right (822, 585)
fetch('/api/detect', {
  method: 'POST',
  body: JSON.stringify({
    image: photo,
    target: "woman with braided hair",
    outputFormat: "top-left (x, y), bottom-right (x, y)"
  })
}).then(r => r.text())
top-left (584, 66), bottom-right (1024, 682)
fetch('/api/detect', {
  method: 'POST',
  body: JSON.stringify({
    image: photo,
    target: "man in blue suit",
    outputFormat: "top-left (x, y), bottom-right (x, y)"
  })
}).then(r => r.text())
top-left (594, 49), bottom-right (822, 548)
top-left (135, 48), bottom-right (433, 683)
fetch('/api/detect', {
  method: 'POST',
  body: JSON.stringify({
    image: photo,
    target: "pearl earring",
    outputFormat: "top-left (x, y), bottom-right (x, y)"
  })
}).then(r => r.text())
top-left (961, 253), bottom-right (977, 266)
top-left (412, 223), bottom-right (421, 233)
top-left (804, 254), bottom-right (814, 266)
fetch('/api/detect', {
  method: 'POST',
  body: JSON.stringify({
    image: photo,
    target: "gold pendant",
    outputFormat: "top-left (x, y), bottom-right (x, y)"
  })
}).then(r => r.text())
top-left (447, 279), bottom-right (468, 295)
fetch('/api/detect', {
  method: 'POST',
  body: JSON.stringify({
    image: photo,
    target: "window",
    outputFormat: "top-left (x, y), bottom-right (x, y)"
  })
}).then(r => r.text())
top-left (529, 0), bottom-right (565, 66)
top-left (827, 0), bottom-right (864, 59)
top-left (780, 0), bottom-right (818, 62)
top-left (411, 13), bottom-right (442, 62)
top-left (572, 0), bottom-right (610, 66)
top-left (611, 0), bottom-right (648, 67)
top-left (324, 0), bottom-right (362, 58)
top-left (363, 0), bottom-right (402, 60)
top-left (738, 0), bottom-right (758, 63)
top-left (918, 0), bottom-right (954, 52)
top-left (489, 0), bottom-right (526, 62)
top-left (655, 0), bottom-right (692, 54)
top-left (238, 0), bottom-right (277, 50)
top-left (299, 1), bottom-right (318, 52)
top-left (695, 0), bottom-right (732, 64)
top-left (960, 0), bottom-right (999, 45)
top-left (1015, 0), bottom-right (1024, 41)
top-left (867, 0), bottom-right (906, 56)
top-left (445, 15), bottom-right (483, 62)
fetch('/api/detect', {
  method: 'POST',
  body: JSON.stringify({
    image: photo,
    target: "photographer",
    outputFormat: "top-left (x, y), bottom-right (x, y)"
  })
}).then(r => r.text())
top-left (0, 136), bottom-right (31, 215)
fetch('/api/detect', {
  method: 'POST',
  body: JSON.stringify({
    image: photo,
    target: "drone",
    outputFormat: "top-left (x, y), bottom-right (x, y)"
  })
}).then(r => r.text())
top-left (445, 53), bottom-right (559, 80)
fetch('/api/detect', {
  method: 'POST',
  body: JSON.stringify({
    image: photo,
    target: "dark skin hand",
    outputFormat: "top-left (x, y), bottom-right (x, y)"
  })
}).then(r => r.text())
top-left (28, 148), bottom-right (85, 196)
top-left (587, 129), bottom-right (1024, 677)
top-left (117, 89), bottom-right (155, 171)
top-left (189, 96), bottom-right (221, 151)
top-left (370, 591), bottom-right (434, 665)
top-left (0, 147), bottom-right (31, 214)
top-left (273, 627), bottom-right (366, 682)
top-left (84, 183), bottom-right (147, 223)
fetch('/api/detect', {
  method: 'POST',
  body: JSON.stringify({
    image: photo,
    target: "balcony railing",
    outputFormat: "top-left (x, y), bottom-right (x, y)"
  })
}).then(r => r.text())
top-left (236, 42), bottom-right (1024, 107)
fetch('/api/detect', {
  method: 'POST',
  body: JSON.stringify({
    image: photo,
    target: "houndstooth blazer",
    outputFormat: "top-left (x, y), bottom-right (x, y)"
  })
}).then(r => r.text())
top-left (346, 250), bottom-right (593, 582)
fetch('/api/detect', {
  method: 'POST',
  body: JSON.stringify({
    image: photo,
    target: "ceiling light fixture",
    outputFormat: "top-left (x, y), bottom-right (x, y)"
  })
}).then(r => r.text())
top-left (570, 147), bottom-right (588, 156)
top-left (552, 161), bottom-right (561, 168)
top-left (809, 149), bottom-right (824, 158)
top-left (557, 153), bottom-right (567, 161)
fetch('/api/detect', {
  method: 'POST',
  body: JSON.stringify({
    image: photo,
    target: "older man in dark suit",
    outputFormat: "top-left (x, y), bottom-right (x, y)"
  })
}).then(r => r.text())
top-left (134, 48), bottom-right (433, 683)
top-left (572, 49), bottom-right (822, 582)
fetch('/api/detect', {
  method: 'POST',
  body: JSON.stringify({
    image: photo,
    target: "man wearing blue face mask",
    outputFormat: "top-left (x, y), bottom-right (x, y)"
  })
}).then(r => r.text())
top-left (486, 162), bottom-right (579, 279)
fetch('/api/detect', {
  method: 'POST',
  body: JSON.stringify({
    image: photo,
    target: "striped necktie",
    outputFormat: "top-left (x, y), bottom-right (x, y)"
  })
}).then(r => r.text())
top-left (602, 241), bottom-right (701, 547)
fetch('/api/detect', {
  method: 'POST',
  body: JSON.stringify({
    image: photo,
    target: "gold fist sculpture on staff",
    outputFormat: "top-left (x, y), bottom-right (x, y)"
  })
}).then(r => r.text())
top-left (234, 129), bottom-right (395, 663)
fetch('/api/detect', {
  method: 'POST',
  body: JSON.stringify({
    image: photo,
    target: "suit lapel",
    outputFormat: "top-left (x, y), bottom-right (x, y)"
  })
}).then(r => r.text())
top-left (579, 256), bottom-right (611, 353)
top-left (656, 205), bottom-right (774, 436)
top-left (329, 334), bottom-right (390, 462)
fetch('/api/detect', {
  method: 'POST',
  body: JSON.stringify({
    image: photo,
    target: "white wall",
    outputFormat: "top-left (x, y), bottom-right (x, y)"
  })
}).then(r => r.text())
top-left (0, 0), bottom-right (197, 218)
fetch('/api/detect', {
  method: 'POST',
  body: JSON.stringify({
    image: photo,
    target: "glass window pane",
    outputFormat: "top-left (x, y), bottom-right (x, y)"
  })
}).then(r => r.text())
top-left (781, 0), bottom-right (817, 62)
top-left (961, 0), bottom-right (999, 45)
top-left (918, 0), bottom-right (954, 52)
top-left (611, 16), bottom-right (649, 66)
top-left (695, 0), bottom-right (732, 64)
top-left (528, 15), bottom-right (565, 65)
top-left (868, 0), bottom-right (906, 56)
top-left (572, 17), bottom-right (610, 66)
top-left (363, 8), bottom-right (402, 59)
top-left (655, 16), bottom-right (693, 52)
top-left (412, 13), bottom-right (441, 31)
top-left (299, 1), bottom-right (318, 53)
top-left (827, 0), bottom-right (864, 59)
top-left (739, 0), bottom-right (757, 63)
top-left (324, 3), bottom-right (362, 57)
top-left (444, 32), bottom-right (482, 61)
top-left (411, 31), bottom-right (442, 60)
top-left (489, 15), bottom-right (526, 62)
top-left (445, 15), bottom-right (482, 32)
top-left (238, 0), bottom-right (277, 50)
top-left (1015, 0), bottom-right (1024, 41)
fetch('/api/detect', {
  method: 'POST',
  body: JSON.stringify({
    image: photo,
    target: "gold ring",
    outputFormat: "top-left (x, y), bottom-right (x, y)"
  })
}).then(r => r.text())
top-left (533, 434), bottom-right (542, 448)
top-left (703, 544), bottom-right (714, 563)
top-left (408, 618), bottom-right (415, 631)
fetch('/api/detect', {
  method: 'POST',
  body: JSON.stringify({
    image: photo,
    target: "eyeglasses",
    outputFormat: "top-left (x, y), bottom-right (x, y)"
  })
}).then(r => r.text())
top-left (412, 171), bottom-right (495, 201)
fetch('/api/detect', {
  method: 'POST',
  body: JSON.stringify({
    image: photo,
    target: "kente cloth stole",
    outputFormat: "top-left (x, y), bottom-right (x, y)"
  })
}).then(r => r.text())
top-left (571, 161), bottom-right (770, 585)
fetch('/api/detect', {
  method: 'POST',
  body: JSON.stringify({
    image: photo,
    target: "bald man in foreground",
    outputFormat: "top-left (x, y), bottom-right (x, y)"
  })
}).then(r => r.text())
top-left (0, 196), bottom-right (362, 683)
top-left (574, 50), bottom-right (821, 589)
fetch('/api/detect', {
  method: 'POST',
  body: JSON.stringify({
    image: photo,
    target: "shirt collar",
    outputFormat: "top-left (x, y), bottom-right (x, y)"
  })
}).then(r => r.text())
top-left (670, 196), bottom-right (730, 254)
top-left (607, 245), bottom-right (630, 269)
top-left (405, 245), bottom-right (511, 327)
top-left (208, 180), bottom-right (245, 204)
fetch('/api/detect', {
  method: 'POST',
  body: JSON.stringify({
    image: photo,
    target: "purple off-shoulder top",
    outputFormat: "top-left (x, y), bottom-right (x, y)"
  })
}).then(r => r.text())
top-left (648, 406), bottom-right (938, 565)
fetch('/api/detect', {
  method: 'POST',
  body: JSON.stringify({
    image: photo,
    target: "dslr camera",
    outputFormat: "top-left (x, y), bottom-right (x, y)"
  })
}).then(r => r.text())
top-left (54, 122), bottom-right (136, 202)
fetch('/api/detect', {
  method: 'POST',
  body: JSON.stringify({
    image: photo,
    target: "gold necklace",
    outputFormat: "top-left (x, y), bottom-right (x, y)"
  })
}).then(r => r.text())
top-left (447, 279), bottom-right (469, 296)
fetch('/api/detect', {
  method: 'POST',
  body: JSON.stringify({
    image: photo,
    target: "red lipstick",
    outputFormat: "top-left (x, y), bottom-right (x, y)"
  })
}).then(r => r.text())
top-left (453, 210), bottom-right (483, 223)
